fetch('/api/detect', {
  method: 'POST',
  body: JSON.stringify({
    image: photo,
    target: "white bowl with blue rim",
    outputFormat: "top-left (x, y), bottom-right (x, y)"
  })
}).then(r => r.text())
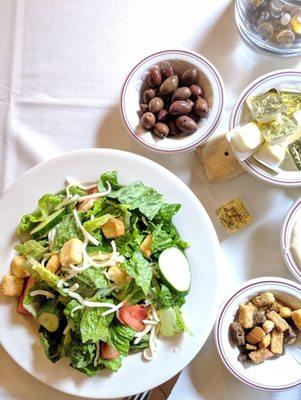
top-left (230, 69), bottom-right (301, 187)
top-left (215, 277), bottom-right (301, 391)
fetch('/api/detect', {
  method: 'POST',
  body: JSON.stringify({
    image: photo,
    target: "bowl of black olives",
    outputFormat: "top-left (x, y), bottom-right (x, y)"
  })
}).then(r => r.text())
top-left (121, 49), bottom-right (225, 153)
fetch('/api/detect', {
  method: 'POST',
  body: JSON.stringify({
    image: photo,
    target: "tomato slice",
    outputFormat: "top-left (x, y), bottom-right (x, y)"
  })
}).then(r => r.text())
top-left (119, 302), bottom-right (148, 332)
top-left (100, 343), bottom-right (120, 360)
top-left (17, 277), bottom-right (35, 316)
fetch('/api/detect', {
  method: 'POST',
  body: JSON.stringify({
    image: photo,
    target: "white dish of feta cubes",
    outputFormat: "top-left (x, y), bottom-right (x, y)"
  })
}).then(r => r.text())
top-left (229, 69), bottom-right (301, 187)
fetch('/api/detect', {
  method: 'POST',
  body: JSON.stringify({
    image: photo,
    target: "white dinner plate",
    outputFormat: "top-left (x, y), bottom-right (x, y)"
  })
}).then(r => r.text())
top-left (0, 148), bottom-right (221, 399)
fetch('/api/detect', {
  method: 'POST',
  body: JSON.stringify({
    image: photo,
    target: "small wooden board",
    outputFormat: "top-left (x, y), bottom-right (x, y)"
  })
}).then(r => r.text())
top-left (196, 134), bottom-right (244, 183)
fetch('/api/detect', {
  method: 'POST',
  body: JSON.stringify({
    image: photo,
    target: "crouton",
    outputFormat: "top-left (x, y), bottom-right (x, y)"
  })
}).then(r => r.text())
top-left (279, 306), bottom-right (292, 319)
top-left (259, 333), bottom-right (271, 349)
top-left (11, 255), bottom-right (30, 278)
top-left (284, 326), bottom-right (297, 344)
top-left (140, 234), bottom-right (153, 258)
top-left (246, 327), bottom-right (266, 344)
top-left (238, 304), bottom-right (254, 329)
top-left (245, 343), bottom-right (257, 350)
top-left (60, 238), bottom-right (83, 268)
top-left (230, 322), bottom-right (245, 346)
top-left (252, 292), bottom-right (275, 307)
top-left (253, 310), bottom-right (266, 326)
top-left (102, 218), bottom-right (125, 239)
top-left (270, 329), bottom-right (284, 355)
top-left (46, 254), bottom-right (61, 274)
top-left (269, 300), bottom-right (284, 313)
top-left (107, 264), bottom-right (128, 286)
top-left (291, 309), bottom-right (301, 331)
top-left (262, 320), bottom-right (274, 333)
top-left (248, 348), bottom-right (273, 364)
top-left (0, 275), bottom-right (24, 296)
top-left (266, 311), bottom-right (290, 332)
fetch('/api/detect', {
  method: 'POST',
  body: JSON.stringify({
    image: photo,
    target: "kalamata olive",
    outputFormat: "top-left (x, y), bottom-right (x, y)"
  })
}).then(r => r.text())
top-left (157, 109), bottom-right (169, 123)
top-left (143, 89), bottom-right (156, 103)
top-left (169, 100), bottom-right (192, 116)
top-left (175, 115), bottom-right (198, 134)
top-left (168, 120), bottom-right (180, 136)
top-left (194, 97), bottom-right (209, 117)
top-left (141, 112), bottom-right (156, 129)
top-left (160, 75), bottom-right (179, 96)
top-left (190, 112), bottom-right (201, 123)
top-left (149, 97), bottom-right (164, 113)
top-left (153, 122), bottom-right (169, 138)
top-left (171, 87), bottom-right (191, 102)
top-left (186, 98), bottom-right (194, 108)
top-left (161, 62), bottom-right (174, 79)
top-left (140, 103), bottom-right (148, 114)
top-left (181, 69), bottom-right (198, 86)
top-left (147, 65), bottom-right (162, 88)
top-left (190, 84), bottom-right (203, 99)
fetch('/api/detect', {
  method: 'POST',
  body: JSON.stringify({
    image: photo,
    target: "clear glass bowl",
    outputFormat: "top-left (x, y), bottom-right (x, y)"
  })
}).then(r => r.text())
top-left (236, 0), bottom-right (301, 56)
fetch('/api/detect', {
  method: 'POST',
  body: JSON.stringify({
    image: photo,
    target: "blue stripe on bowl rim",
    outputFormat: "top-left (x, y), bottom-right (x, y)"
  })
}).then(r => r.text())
top-left (215, 278), bottom-right (301, 391)
top-left (120, 49), bottom-right (224, 153)
top-left (281, 197), bottom-right (301, 281)
top-left (229, 69), bottom-right (301, 186)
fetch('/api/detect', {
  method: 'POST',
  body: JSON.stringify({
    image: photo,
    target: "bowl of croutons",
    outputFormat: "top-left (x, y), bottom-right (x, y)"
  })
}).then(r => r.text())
top-left (215, 277), bottom-right (301, 391)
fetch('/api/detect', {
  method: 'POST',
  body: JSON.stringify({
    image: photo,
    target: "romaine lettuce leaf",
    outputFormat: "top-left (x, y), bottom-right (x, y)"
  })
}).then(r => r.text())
top-left (98, 356), bottom-right (123, 372)
top-left (65, 336), bottom-right (95, 369)
top-left (53, 213), bottom-right (83, 251)
top-left (80, 298), bottom-right (114, 343)
top-left (14, 240), bottom-right (48, 260)
top-left (115, 280), bottom-right (145, 304)
top-left (154, 203), bottom-right (181, 223)
top-left (98, 170), bottom-right (121, 192)
top-left (39, 326), bottom-right (64, 363)
top-left (64, 299), bottom-right (84, 331)
top-left (26, 261), bottom-right (64, 294)
top-left (155, 284), bottom-right (186, 309)
top-left (17, 193), bottom-right (63, 234)
top-left (122, 252), bottom-right (152, 296)
top-left (72, 267), bottom-right (109, 297)
top-left (83, 214), bottom-right (112, 234)
top-left (151, 223), bottom-right (189, 254)
top-left (109, 325), bottom-right (136, 355)
top-left (158, 307), bottom-right (186, 336)
top-left (109, 181), bottom-right (164, 220)
top-left (130, 335), bottom-right (150, 352)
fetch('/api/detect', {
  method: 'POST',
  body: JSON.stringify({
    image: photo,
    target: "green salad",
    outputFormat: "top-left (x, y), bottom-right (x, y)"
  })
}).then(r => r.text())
top-left (1, 171), bottom-right (191, 376)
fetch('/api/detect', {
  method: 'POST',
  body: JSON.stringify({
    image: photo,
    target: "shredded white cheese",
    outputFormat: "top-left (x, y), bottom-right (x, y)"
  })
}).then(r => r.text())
top-left (134, 325), bottom-right (152, 344)
top-left (94, 342), bottom-right (100, 367)
top-left (142, 319), bottom-right (158, 325)
top-left (73, 208), bottom-right (100, 246)
top-left (48, 228), bottom-right (57, 251)
top-left (57, 279), bottom-right (69, 288)
top-left (101, 300), bottom-right (126, 317)
top-left (143, 325), bottom-right (158, 361)
top-left (68, 283), bottom-right (79, 292)
top-left (77, 182), bottom-right (111, 202)
top-left (30, 290), bottom-right (56, 299)
top-left (71, 304), bottom-right (84, 317)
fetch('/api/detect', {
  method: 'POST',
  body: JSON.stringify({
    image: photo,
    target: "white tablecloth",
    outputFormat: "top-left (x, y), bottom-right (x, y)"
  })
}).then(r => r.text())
top-left (1, 1), bottom-right (301, 399)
